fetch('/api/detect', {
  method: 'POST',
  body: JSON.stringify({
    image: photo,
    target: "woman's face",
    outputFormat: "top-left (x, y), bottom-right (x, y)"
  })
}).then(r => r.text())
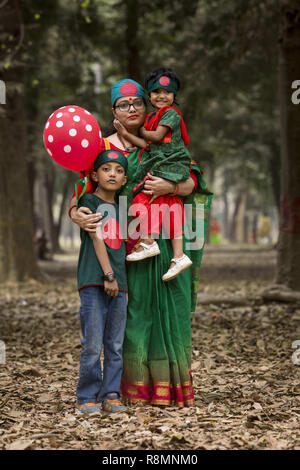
top-left (113, 96), bottom-right (146, 132)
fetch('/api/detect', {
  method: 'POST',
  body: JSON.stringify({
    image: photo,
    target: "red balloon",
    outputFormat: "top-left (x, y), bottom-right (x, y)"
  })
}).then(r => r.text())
top-left (43, 105), bottom-right (102, 172)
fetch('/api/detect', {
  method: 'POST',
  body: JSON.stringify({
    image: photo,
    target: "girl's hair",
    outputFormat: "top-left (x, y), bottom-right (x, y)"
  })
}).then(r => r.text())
top-left (145, 68), bottom-right (181, 94)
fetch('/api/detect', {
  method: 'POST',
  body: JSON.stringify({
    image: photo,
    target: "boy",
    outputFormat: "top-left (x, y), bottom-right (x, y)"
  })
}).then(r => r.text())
top-left (76, 150), bottom-right (128, 414)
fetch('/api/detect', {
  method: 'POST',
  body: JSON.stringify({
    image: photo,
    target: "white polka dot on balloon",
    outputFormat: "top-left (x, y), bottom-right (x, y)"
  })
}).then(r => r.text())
top-left (56, 121), bottom-right (63, 128)
top-left (99, 131), bottom-right (102, 138)
top-left (69, 129), bottom-right (77, 137)
top-left (84, 110), bottom-right (91, 115)
top-left (86, 124), bottom-right (92, 132)
top-left (45, 122), bottom-right (49, 129)
top-left (68, 108), bottom-right (75, 112)
top-left (73, 115), bottom-right (80, 122)
top-left (47, 148), bottom-right (52, 156)
top-left (56, 112), bottom-right (63, 118)
top-left (81, 139), bottom-right (89, 148)
top-left (64, 145), bottom-right (72, 153)
top-left (48, 135), bottom-right (54, 143)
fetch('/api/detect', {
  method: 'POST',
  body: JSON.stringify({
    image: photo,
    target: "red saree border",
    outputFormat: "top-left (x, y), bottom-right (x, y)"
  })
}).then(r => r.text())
top-left (121, 371), bottom-right (194, 408)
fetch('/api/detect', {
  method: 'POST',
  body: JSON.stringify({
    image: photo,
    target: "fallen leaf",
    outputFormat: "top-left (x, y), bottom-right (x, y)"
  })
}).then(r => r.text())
top-left (7, 439), bottom-right (34, 450)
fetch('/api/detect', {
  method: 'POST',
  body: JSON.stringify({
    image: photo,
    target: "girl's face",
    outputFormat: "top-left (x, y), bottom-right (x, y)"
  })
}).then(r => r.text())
top-left (113, 96), bottom-right (146, 132)
top-left (150, 88), bottom-right (174, 110)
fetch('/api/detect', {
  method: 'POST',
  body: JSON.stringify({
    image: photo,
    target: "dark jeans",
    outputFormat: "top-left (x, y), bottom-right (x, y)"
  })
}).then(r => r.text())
top-left (77, 286), bottom-right (127, 404)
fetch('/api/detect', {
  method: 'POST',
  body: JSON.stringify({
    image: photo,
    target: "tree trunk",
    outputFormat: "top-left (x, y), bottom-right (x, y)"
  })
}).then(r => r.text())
top-left (268, 141), bottom-right (281, 212)
top-left (53, 172), bottom-right (74, 253)
top-left (125, 0), bottom-right (141, 82)
top-left (0, 0), bottom-right (41, 282)
top-left (229, 190), bottom-right (242, 243)
top-left (276, 1), bottom-right (300, 290)
top-left (236, 189), bottom-right (248, 244)
top-left (222, 169), bottom-right (230, 240)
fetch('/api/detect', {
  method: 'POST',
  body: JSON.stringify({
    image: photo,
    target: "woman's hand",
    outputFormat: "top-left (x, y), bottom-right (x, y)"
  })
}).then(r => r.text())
top-left (71, 206), bottom-right (102, 233)
top-left (142, 174), bottom-right (196, 203)
top-left (104, 279), bottom-right (119, 297)
top-left (142, 174), bottom-right (176, 203)
top-left (113, 119), bottom-right (128, 139)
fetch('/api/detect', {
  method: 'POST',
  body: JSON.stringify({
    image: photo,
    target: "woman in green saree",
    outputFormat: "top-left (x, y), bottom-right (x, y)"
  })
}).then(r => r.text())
top-left (70, 78), bottom-right (212, 407)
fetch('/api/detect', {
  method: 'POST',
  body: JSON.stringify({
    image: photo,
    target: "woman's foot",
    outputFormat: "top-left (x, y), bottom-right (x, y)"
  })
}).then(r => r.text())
top-left (126, 241), bottom-right (160, 261)
top-left (162, 254), bottom-right (193, 281)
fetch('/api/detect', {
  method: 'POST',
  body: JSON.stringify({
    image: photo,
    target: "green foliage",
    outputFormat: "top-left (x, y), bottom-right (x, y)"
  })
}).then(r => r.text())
top-left (1, 0), bottom-right (280, 217)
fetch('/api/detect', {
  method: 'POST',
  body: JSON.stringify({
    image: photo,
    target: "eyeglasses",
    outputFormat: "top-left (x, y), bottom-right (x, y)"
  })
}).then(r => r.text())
top-left (114, 98), bottom-right (145, 112)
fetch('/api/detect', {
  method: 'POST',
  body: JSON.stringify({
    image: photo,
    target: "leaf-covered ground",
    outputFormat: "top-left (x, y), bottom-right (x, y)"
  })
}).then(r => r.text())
top-left (0, 247), bottom-right (299, 450)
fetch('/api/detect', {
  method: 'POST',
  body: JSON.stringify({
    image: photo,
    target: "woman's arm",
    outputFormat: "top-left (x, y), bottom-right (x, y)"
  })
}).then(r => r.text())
top-left (69, 196), bottom-right (102, 232)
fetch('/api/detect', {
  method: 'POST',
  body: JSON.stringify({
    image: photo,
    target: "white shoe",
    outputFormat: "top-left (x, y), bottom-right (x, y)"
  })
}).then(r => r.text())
top-left (126, 241), bottom-right (160, 261)
top-left (162, 254), bottom-right (193, 281)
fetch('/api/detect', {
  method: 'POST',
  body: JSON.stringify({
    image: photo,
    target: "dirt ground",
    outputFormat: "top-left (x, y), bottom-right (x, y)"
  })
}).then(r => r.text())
top-left (0, 246), bottom-right (299, 450)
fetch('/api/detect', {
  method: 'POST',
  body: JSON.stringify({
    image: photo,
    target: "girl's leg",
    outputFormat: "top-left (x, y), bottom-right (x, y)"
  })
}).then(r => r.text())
top-left (126, 192), bottom-right (160, 260)
top-left (170, 237), bottom-right (184, 267)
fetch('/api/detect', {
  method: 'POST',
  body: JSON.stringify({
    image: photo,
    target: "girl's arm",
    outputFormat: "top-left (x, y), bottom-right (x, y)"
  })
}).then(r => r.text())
top-left (89, 231), bottom-right (119, 297)
top-left (114, 119), bottom-right (147, 148)
top-left (139, 125), bottom-right (169, 143)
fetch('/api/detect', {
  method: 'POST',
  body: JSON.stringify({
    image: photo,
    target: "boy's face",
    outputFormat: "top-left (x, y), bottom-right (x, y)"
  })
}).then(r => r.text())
top-left (150, 88), bottom-right (174, 110)
top-left (92, 161), bottom-right (127, 191)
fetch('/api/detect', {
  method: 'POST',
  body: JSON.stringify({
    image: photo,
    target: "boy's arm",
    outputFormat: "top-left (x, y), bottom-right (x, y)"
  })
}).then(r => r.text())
top-left (139, 125), bottom-right (169, 143)
top-left (89, 231), bottom-right (119, 297)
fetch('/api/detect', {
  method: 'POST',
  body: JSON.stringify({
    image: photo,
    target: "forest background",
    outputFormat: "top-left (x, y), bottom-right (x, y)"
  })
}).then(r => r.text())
top-left (1, 0), bottom-right (298, 285)
top-left (0, 0), bottom-right (300, 452)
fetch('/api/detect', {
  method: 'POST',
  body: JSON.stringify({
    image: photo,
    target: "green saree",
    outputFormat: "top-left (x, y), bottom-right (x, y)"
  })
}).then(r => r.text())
top-left (117, 145), bottom-right (213, 407)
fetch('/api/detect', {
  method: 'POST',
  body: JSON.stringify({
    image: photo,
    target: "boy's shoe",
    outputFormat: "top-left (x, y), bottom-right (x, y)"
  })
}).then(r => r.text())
top-left (126, 241), bottom-right (160, 261)
top-left (102, 393), bottom-right (127, 413)
top-left (77, 402), bottom-right (101, 414)
top-left (162, 254), bottom-right (193, 282)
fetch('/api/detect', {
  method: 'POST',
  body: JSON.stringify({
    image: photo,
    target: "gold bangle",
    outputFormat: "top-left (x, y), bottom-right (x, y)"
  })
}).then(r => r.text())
top-left (169, 183), bottom-right (179, 196)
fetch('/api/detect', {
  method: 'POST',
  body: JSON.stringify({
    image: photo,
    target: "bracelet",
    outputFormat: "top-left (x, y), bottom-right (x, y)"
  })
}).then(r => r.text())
top-left (68, 205), bottom-right (77, 219)
top-left (169, 183), bottom-right (179, 196)
top-left (103, 272), bottom-right (115, 282)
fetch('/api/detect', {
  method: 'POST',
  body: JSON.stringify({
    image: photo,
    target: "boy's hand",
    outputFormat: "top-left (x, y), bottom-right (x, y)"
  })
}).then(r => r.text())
top-left (114, 119), bottom-right (128, 138)
top-left (104, 279), bottom-right (119, 297)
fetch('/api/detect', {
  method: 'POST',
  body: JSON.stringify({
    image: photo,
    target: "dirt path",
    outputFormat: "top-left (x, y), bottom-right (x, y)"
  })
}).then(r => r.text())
top-left (0, 247), bottom-right (299, 450)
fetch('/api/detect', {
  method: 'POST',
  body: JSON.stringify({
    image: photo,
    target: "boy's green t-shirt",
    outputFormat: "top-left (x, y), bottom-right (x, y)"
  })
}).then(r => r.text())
top-left (77, 193), bottom-right (127, 292)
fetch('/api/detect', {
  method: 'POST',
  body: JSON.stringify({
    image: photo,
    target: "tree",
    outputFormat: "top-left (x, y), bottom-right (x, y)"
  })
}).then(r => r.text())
top-left (0, 0), bottom-right (41, 281)
top-left (276, 0), bottom-right (300, 290)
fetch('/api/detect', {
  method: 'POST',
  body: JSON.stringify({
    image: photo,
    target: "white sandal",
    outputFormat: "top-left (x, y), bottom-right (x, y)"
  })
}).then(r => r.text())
top-left (162, 254), bottom-right (193, 281)
top-left (126, 241), bottom-right (160, 261)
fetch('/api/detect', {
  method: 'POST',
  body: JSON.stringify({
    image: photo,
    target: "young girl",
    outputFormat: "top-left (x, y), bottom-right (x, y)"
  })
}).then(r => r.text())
top-left (114, 68), bottom-right (192, 281)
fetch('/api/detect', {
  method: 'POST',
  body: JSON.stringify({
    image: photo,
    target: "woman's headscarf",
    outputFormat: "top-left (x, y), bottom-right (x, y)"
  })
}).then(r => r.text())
top-left (111, 78), bottom-right (145, 107)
